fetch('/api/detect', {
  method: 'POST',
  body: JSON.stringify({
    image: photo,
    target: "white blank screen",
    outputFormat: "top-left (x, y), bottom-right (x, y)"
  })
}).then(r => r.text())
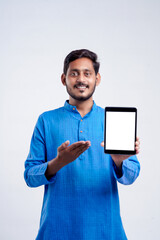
top-left (105, 111), bottom-right (136, 151)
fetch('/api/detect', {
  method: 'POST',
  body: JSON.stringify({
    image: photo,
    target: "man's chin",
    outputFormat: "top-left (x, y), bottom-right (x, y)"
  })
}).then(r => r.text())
top-left (72, 96), bottom-right (91, 102)
top-left (69, 93), bottom-right (93, 102)
top-left (66, 86), bottom-right (96, 102)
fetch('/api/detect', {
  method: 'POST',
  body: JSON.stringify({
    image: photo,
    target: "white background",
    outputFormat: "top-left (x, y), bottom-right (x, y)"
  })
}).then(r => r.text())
top-left (1, 0), bottom-right (160, 239)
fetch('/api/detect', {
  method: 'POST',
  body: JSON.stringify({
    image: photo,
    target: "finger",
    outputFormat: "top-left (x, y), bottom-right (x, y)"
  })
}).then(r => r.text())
top-left (135, 140), bottom-right (140, 146)
top-left (74, 144), bottom-right (90, 158)
top-left (135, 142), bottom-right (140, 153)
top-left (135, 137), bottom-right (140, 143)
top-left (71, 140), bottom-right (90, 153)
top-left (58, 140), bottom-right (70, 152)
top-left (135, 146), bottom-right (140, 151)
top-left (68, 141), bottom-right (85, 151)
top-left (136, 137), bottom-right (140, 145)
top-left (72, 142), bottom-right (90, 155)
top-left (101, 141), bottom-right (104, 147)
top-left (69, 141), bottom-right (90, 151)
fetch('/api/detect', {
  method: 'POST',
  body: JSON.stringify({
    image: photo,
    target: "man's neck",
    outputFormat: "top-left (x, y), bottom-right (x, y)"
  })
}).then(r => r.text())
top-left (69, 97), bottom-right (94, 118)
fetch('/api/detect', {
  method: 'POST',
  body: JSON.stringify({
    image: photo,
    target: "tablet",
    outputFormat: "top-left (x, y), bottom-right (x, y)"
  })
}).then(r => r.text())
top-left (104, 107), bottom-right (137, 154)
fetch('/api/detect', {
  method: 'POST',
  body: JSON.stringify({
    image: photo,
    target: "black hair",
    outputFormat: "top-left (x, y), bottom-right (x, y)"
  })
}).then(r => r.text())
top-left (63, 49), bottom-right (100, 75)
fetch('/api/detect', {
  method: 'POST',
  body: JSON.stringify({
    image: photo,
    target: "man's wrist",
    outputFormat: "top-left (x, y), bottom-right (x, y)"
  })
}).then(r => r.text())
top-left (45, 156), bottom-right (65, 179)
top-left (112, 161), bottom-right (123, 178)
top-left (54, 156), bottom-right (65, 167)
top-left (111, 158), bottom-right (123, 169)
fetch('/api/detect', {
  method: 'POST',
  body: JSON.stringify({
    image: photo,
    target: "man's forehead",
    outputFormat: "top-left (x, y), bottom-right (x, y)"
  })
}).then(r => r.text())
top-left (68, 58), bottom-right (94, 71)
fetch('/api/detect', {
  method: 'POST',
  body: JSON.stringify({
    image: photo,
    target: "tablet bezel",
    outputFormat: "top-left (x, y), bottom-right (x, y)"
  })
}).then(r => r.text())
top-left (104, 107), bottom-right (137, 155)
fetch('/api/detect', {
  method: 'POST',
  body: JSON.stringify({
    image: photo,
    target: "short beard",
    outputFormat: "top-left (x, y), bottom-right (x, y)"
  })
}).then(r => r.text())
top-left (66, 83), bottom-right (96, 102)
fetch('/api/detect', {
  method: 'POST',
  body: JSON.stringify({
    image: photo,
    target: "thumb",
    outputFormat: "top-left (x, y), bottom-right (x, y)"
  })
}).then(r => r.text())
top-left (58, 140), bottom-right (70, 152)
top-left (101, 141), bottom-right (104, 147)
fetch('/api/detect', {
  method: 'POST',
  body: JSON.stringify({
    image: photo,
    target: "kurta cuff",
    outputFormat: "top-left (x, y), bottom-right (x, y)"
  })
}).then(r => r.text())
top-left (113, 156), bottom-right (140, 185)
top-left (24, 162), bottom-right (57, 187)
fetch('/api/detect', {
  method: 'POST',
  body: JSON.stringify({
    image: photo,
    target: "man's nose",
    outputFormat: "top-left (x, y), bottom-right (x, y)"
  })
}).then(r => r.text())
top-left (76, 72), bottom-right (85, 82)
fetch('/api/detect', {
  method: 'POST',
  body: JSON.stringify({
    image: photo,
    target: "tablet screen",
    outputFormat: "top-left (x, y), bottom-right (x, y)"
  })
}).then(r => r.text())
top-left (104, 107), bottom-right (137, 154)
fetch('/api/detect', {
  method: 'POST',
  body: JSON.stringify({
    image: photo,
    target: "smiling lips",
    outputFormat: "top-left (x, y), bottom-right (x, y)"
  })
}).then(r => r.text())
top-left (75, 84), bottom-right (88, 90)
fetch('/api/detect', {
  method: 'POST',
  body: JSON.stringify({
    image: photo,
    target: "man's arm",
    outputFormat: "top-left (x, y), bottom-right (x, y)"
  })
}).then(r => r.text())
top-left (24, 115), bottom-right (91, 187)
top-left (112, 155), bottom-right (140, 185)
top-left (101, 137), bottom-right (140, 185)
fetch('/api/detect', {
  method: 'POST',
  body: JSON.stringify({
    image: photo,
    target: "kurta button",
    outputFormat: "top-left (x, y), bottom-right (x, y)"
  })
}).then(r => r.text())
top-left (80, 131), bottom-right (83, 133)
top-left (73, 108), bottom-right (75, 110)
top-left (81, 119), bottom-right (83, 122)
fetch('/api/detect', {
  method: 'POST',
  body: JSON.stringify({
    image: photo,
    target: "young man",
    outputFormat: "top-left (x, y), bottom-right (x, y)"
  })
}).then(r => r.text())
top-left (24, 49), bottom-right (140, 240)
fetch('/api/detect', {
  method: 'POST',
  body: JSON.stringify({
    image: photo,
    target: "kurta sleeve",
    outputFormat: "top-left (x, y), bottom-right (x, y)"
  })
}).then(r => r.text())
top-left (24, 115), bottom-right (57, 187)
top-left (112, 155), bottom-right (140, 185)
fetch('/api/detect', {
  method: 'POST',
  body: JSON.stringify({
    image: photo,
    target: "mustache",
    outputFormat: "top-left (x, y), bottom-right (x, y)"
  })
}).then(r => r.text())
top-left (74, 83), bottom-right (89, 88)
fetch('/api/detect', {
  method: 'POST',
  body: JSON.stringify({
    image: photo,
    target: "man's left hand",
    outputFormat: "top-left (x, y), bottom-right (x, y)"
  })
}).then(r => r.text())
top-left (100, 137), bottom-right (140, 169)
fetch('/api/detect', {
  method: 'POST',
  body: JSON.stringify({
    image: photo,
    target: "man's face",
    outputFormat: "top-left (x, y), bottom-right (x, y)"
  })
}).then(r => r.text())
top-left (61, 57), bottom-right (100, 102)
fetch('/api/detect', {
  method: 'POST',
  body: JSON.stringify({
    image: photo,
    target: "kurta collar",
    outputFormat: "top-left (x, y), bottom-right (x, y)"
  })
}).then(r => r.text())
top-left (64, 100), bottom-right (97, 116)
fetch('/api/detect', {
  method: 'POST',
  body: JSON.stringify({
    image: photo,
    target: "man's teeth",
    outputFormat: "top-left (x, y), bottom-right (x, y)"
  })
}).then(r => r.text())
top-left (77, 86), bottom-right (86, 89)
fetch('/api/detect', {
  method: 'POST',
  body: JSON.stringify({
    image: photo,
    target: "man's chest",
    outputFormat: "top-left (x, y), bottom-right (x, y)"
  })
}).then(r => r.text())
top-left (44, 114), bottom-right (104, 160)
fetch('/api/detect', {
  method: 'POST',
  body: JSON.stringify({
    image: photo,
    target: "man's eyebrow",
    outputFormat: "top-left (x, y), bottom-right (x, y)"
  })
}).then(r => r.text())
top-left (70, 68), bottom-right (92, 72)
top-left (70, 69), bottom-right (79, 72)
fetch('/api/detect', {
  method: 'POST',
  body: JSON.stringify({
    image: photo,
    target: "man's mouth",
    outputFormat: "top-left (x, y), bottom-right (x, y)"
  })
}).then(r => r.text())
top-left (75, 84), bottom-right (88, 89)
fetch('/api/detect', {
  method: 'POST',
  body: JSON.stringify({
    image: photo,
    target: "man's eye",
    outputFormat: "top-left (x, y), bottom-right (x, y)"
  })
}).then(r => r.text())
top-left (70, 72), bottom-right (78, 76)
top-left (85, 72), bottom-right (91, 77)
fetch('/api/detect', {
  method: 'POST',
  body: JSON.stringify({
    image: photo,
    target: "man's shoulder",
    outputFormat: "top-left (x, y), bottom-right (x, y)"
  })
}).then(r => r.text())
top-left (39, 106), bottom-right (65, 120)
top-left (95, 104), bottom-right (105, 114)
top-left (96, 105), bottom-right (104, 111)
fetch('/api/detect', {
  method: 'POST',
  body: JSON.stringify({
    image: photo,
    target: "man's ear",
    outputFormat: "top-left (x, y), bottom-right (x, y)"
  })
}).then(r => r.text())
top-left (96, 73), bottom-right (101, 86)
top-left (61, 74), bottom-right (66, 86)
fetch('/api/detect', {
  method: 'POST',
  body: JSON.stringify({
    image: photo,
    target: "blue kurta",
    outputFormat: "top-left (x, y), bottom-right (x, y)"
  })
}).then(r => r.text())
top-left (24, 100), bottom-right (140, 240)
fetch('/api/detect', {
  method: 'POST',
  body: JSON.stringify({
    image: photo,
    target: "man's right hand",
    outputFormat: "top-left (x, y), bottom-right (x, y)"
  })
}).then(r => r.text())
top-left (57, 140), bottom-right (91, 165)
top-left (45, 140), bottom-right (91, 179)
